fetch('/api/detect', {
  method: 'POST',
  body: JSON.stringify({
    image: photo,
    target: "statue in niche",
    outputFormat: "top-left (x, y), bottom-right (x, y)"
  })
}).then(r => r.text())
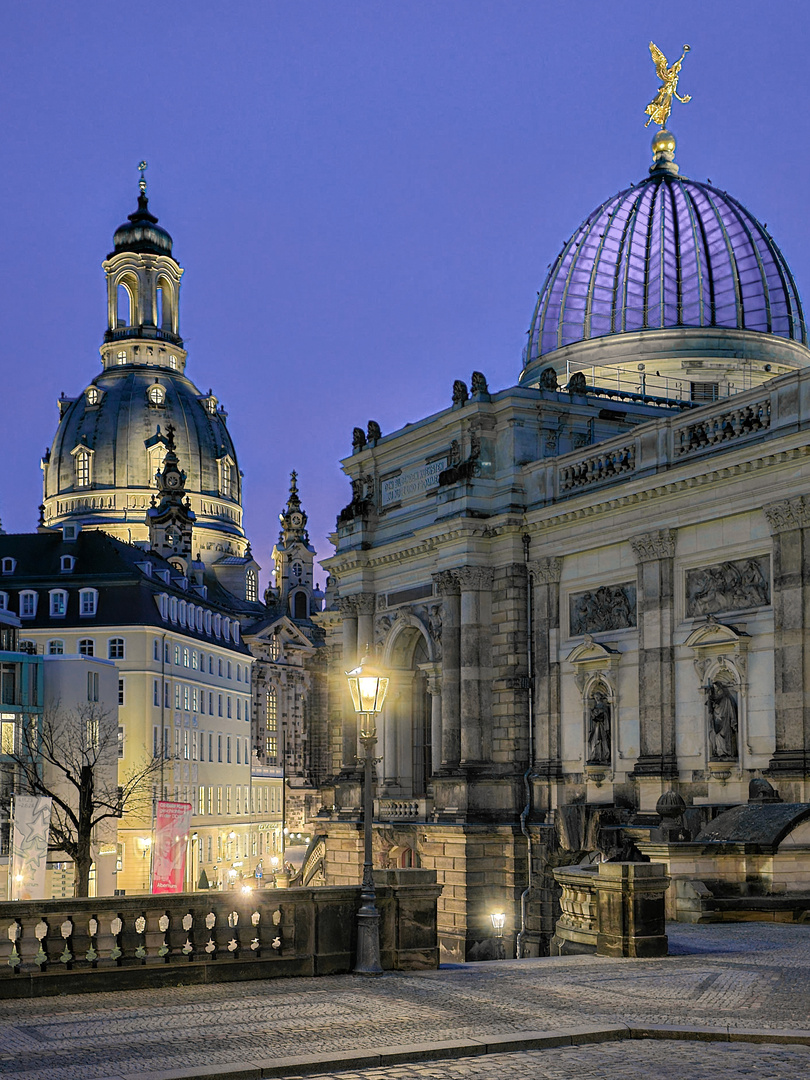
top-left (707, 679), bottom-right (738, 761)
top-left (586, 688), bottom-right (611, 765)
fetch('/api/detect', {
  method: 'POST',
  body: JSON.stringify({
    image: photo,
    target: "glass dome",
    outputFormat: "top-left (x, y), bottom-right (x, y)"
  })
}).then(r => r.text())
top-left (526, 166), bottom-right (806, 363)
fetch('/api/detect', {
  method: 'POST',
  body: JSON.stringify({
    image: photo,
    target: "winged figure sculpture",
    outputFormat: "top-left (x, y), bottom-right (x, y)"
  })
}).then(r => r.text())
top-left (645, 42), bottom-right (691, 128)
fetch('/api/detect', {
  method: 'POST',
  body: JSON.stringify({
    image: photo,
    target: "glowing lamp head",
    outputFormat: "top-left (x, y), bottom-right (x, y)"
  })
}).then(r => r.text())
top-left (345, 655), bottom-right (390, 716)
top-left (490, 911), bottom-right (506, 937)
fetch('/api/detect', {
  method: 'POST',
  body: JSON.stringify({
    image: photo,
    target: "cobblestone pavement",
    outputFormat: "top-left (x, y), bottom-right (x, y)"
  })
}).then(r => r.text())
top-left (0, 923), bottom-right (808, 1080)
top-left (276, 1040), bottom-right (810, 1080)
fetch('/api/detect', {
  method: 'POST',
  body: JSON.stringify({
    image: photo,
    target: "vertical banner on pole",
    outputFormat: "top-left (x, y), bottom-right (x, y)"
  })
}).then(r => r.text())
top-left (10, 795), bottom-right (52, 901)
top-left (152, 800), bottom-right (192, 894)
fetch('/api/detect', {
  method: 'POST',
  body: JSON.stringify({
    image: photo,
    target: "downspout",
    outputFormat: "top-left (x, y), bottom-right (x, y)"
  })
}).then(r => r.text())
top-left (516, 533), bottom-right (534, 958)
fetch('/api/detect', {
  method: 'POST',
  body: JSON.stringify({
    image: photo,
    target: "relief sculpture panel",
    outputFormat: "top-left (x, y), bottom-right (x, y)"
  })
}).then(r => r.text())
top-left (685, 556), bottom-right (770, 617)
top-left (569, 583), bottom-right (636, 636)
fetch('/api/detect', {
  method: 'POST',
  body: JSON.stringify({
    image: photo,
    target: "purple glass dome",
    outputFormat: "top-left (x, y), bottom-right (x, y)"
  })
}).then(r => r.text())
top-left (526, 169), bottom-right (806, 361)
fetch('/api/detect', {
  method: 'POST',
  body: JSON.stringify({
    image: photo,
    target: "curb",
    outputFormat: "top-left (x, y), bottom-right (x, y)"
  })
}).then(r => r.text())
top-left (100, 1024), bottom-right (810, 1080)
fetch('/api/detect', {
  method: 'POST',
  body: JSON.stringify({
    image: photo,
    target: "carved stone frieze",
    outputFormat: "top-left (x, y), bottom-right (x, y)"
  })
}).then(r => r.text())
top-left (764, 496), bottom-right (810, 533)
top-left (528, 557), bottom-right (562, 585)
top-left (630, 529), bottom-right (676, 563)
top-left (337, 596), bottom-right (358, 617)
top-left (685, 556), bottom-right (770, 618)
top-left (569, 584), bottom-right (636, 636)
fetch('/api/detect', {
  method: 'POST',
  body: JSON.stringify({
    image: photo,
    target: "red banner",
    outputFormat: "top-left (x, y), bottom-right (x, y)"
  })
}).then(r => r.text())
top-left (152, 800), bottom-right (193, 894)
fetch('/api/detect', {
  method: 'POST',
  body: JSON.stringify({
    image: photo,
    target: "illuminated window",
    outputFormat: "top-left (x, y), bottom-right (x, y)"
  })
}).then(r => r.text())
top-left (266, 735), bottom-right (277, 762)
top-left (148, 383), bottom-right (165, 405)
top-left (168, 355), bottom-right (177, 370)
top-left (245, 568), bottom-right (257, 602)
top-left (1, 720), bottom-right (16, 755)
top-left (267, 687), bottom-right (277, 723)
top-left (75, 450), bottom-right (91, 488)
top-left (116, 350), bottom-right (127, 365)
top-left (86, 387), bottom-right (100, 405)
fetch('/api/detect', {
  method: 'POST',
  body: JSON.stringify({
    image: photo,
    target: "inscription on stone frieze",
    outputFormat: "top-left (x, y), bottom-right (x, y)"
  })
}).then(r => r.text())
top-left (569, 583), bottom-right (636, 636)
top-left (685, 556), bottom-right (770, 617)
top-left (381, 459), bottom-right (447, 507)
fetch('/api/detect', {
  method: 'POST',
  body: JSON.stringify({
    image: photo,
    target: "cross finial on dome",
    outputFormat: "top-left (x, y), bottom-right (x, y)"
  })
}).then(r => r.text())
top-left (138, 160), bottom-right (148, 195)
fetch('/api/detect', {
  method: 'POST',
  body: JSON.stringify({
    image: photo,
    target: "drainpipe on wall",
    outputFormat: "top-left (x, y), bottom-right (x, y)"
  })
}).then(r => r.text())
top-left (516, 533), bottom-right (534, 958)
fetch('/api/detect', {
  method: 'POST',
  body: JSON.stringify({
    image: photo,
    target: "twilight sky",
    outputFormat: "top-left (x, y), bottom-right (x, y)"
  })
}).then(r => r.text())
top-left (1, 1), bottom-right (807, 587)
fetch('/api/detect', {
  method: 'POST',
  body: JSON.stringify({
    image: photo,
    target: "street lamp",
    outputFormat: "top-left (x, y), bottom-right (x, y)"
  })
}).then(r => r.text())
top-left (345, 653), bottom-right (390, 975)
top-left (490, 911), bottom-right (506, 937)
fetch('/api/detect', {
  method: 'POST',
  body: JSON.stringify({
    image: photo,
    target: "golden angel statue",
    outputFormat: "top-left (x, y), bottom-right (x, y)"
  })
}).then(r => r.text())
top-left (645, 42), bottom-right (691, 128)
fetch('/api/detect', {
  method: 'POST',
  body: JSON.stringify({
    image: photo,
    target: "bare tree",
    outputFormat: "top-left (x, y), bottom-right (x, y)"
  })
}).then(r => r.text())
top-left (6, 702), bottom-right (163, 897)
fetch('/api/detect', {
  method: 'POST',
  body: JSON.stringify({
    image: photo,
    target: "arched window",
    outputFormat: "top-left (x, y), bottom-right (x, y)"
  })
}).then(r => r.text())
top-left (293, 591), bottom-right (308, 620)
top-left (291, 561), bottom-right (303, 580)
top-left (156, 276), bottom-right (174, 332)
top-left (221, 459), bottom-right (231, 496)
top-left (75, 450), bottom-right (91, 488)
top-left (86, 387), bottom-right (100, 406)
top-left (48, 640), bottom-right (64, 655)
top-left (245, 568), bottom-right (257, 603)
top-left (78, 639), bottom-right (94, 657)
top-left (108, 638), bottom-right (125, 660)
top-left (148, 383), bottom-right (165, 406)
top-left (116, 274), bottom-right (138, 327)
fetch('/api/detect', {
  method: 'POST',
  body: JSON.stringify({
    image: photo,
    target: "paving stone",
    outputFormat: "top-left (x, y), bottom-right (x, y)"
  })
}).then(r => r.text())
top-left (1, 924), bottom-right (809, 1079)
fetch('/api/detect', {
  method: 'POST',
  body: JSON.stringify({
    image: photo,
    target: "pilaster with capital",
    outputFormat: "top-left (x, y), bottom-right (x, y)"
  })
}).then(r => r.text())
top-left (764, 496), bottom-right (810, 774)
top-left (337, 595), bottom-right (361, 775)
top-left (630, 529), bottom-right (678, 779)
top-left (433, 570), bottom-right (461, 771)
top-left (528, 557), bottom-right (563, 785)
top-left (419, 661), bottom-right (443, 775)
top-left (456, 565), bottom-right (494, 767)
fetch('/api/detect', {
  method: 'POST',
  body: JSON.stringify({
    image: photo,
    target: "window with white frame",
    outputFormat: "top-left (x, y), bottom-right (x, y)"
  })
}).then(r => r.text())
top-left (86, 387), bottom-right (100, 405)
top-left (19, 591), bottom-right (37, 618)
top-left (79, 589), bottom-right (98, 617)
top-left (118, 726), bottom-right (125, 759)
top-left (245, 568), bottom-right (257, 602)
top-left (118, 678), bottom-right (125, 706)
top-left (48, 639), bottom-right (64, 655)
top-left (49, 590), bottom-right (67, 617)
top-left (0, 593), bottom-right (7, 611)
top-left (78, 639), bottom-right (94, 656)
top-left (108, 638), bottom-right (125, 660)
top-left (2, 558), bottom-right (16, 575)
top-left (60, 555), bottom-right (76, 573)
top-left (87, 671), bottom-right (99, 703)
top-left (75, 450), bottom-right (92, 488)
top-left (116, 350), bottom-right (127, 365)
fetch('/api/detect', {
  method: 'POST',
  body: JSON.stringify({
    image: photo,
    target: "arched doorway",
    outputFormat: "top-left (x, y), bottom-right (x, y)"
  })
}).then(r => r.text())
top-left (385, 626), bottom-right (432, 796)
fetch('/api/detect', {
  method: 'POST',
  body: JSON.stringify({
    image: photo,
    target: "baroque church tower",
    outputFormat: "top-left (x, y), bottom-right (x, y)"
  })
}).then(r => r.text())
top-left (272, 472), bottom-right (317, 621)
top-left (40, 166), bottom-right (259, 600)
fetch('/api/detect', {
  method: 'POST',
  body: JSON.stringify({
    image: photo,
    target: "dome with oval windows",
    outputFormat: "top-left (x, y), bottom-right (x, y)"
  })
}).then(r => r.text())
top-left (520, 131), bottom-right (810, 395)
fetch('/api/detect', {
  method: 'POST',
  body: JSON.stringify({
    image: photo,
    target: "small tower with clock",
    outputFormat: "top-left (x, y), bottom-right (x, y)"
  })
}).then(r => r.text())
top-left (147, 423), bottom-right (196, 573)
top-left (272, 471), bottom-right (317, 621)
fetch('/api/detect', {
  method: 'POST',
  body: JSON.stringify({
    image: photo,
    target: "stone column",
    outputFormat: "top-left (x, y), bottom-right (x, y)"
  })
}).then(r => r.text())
top-left (419, 662), bottom-right (443, 776)
top-left (434, 571), bottom-right (461, 772)
top-left (529, 558), bottom-right (563, 786)
top-left (764, 497), bottom-right (810, 776)
top-left (338, 596), bottom-right (359, 774)
top-left (630, 529), bottom-right (678, 779)
top-left (456, 566), bottom-right (494, 767)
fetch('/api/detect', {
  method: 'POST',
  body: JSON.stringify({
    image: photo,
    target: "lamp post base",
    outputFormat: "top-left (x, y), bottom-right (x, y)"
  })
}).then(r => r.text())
top-left (354, 898), bottom-right (383, 975)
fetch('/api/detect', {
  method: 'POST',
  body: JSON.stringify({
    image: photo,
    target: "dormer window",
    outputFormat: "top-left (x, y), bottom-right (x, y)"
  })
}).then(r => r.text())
top-left (1, 558), bottom-right (16, 575)
top-left (72, 444), bottom-right (94, 489)
top-left (0, 592), bottom-right (7, 611)
top-left (60, 555), bottom-right (76, 573)
top-left (148, 383), bottom-right (166, 406)
top-left (79, 588), bottom-right (98, 617)
top-left (49, 589), bottom-right (67, 617)
top-left (19, 591), bottom-right (38, 618)
top-left (85, 387), bottom-right (102, 407)
top-left (220, 458), bottom-right (232, 498)
top-left (204, 393), bottom-right (218, 415)
top-left (116, 350), bottom-right (127, 365)
top-left (62, 524), bottom-right (79, 542)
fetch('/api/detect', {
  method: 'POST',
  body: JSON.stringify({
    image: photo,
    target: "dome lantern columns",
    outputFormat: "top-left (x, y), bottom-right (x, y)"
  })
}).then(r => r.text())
top-left (102, 249), bottom-right (184, 350)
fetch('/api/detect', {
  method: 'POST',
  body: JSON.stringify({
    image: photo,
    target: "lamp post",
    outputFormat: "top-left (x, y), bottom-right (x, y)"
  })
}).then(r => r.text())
top-left (345, 653), bottom-right (390, 976)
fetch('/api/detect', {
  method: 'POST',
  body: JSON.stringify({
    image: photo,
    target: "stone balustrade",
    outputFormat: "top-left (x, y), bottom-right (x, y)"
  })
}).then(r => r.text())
top-left (559, 445), bottom-right (636, 491)
top-left (376, 797), bottom-right (433, 821)
top-left (0, 871), bottom-right (441, 998)
top-left (551, 861), bottom-right (669, 958)
top-left (674, 398), bottom-right (771, 456)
